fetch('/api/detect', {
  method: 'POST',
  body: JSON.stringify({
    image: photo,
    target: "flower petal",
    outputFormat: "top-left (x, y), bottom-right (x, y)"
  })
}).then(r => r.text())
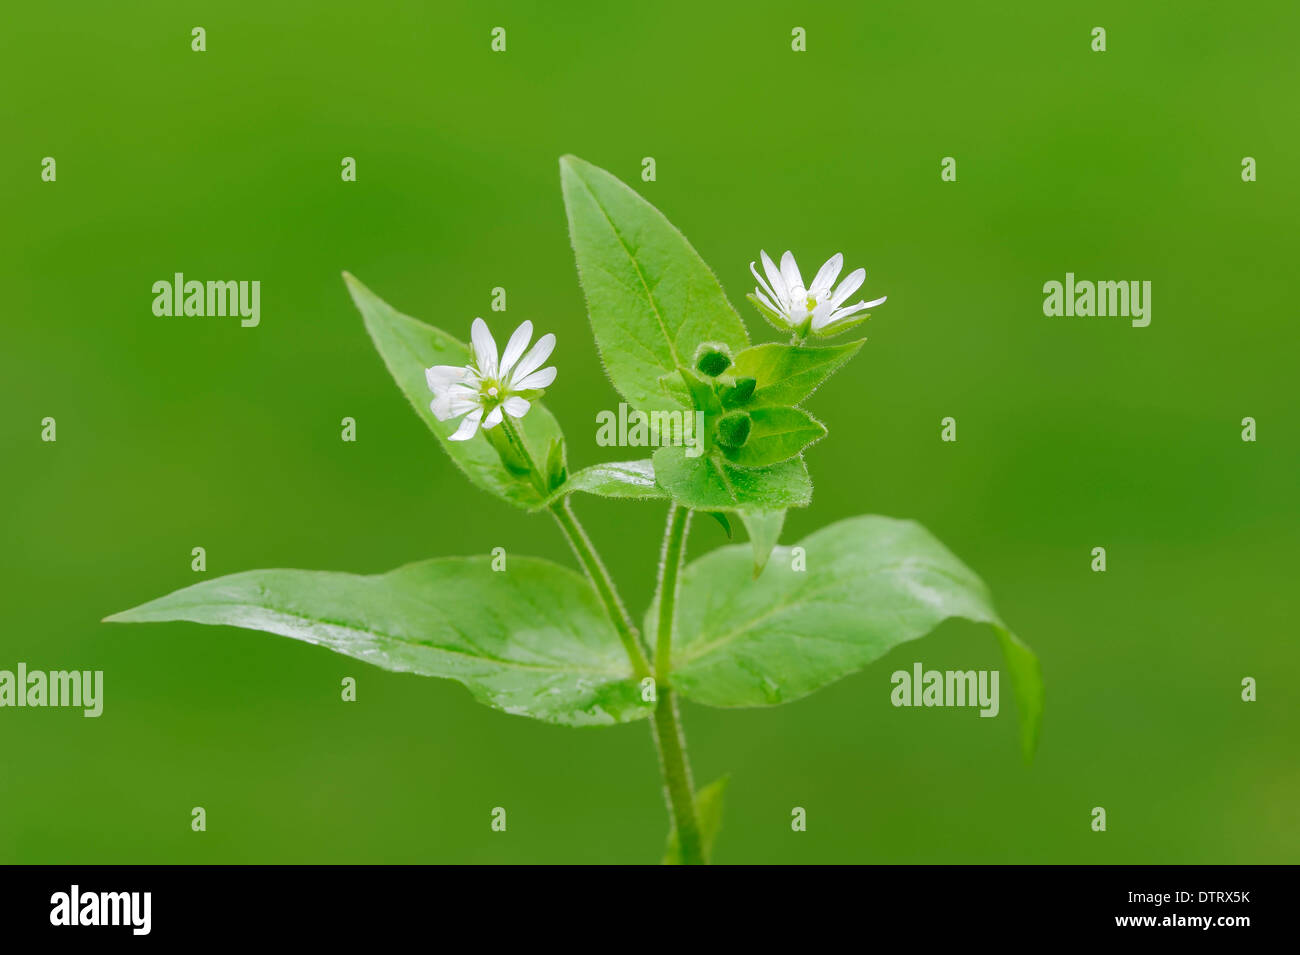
top-left (481, 406), bottom-right (505, 429)
top-left (499, 320), bottom-right (534, 379)
top-left (513, 366), bottom-right (556, 390)
top-left (502, 396), bottom-right (531, 418)
top-left (426, 364), bottom-right (468, 394)
top-left (431, 382), bottom-right (478, 420)
top-left (813, 295), bottom-right (886, 332)
top-left (829, 268), bottom-right (866, 309)
top-left (755, 289), bottom-right (783, 316)
top-left (470, 318), bottom-right (498, 379)
top-left (509, 332), bottom-right (556, 385)
top-left (779, 251), bottom-right (804, 297)
top-left (810, 253), bottom-right (843, 297)
top-left (760, 250), bottom-right (787, 303)
top-left (447, 407), bottom-right (483, 441)
top-left (750, 260), bottom-right (781, 306)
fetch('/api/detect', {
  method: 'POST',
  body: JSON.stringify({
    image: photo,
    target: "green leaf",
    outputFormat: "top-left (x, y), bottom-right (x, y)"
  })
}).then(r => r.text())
top-left (722, 405), bottom-right (826, 468)
top-left (652, 447), bottom-right (813, 512)
top-left (736, 508), bottom-right (785, 577)
top-left (730, 340), bottom-right (864, 407)
top-left (540, 459), bottom-right (668, 507)
top-left (544, 437), bottom-right (568, 492)
top-left (106, 557), bottom-right (651, 727)
top-left (344, 272), bottom-right (561, 509)
top-left (668, 515), bottom-right (1043, 760)
top-left (705, 511), bottom-right (734, 539)
top-left (663, 776), bottom-right (729, 864)
top-left (560, 155), bottom-right (749, 411)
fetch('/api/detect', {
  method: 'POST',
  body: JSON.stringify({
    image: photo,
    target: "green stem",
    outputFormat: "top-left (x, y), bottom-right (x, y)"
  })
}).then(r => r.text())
top-left (652, 689), bottom-right (702, 864)
top-left (497, 420), bottom-right (701, 863)
top-left (549, 498), bottom-right (651, 676)
top-left (654, 505), bottom-right (691, 682)
top-left (650, 503), bottom-right (703, 864)
top-left (496, 417), bottom-right (651, 675)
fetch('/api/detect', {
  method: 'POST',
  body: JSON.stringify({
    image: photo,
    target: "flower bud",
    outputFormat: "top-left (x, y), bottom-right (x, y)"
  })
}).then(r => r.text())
top-left (715, 410), bottom-right (752, 449)
top-left (695, 342), bottom-right (733, 377)
top-left (721, 376), bottom-right (756, 407)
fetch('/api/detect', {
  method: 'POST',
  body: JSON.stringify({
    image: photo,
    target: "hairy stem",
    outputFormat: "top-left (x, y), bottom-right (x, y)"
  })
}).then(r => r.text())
top-left (496, 417), bottom-right (651, 675)
top-left (654, 505), bottom-right (691, 682)
top-left (651, 503), bottom-right (703, 864)
top-left (498, 419), bottom-right (702, 862)
top-left (549, 498), bottom-right (651, 676)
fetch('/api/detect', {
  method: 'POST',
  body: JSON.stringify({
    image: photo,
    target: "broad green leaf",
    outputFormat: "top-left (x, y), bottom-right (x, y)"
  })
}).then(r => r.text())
top-left (736, 508), bottom-right (785, 576)
top-left (344, 272), bottom-right (561, 509)
top-left (560, 155), bottom-right (749, 412)
top-left (663, 776), bottom-right (729, 864)
top-left (652, 447), bottom-right (813, 512)
top-left (668, 515), bottom-right (1043, 760)
top-left (722, 406), bottom-right (826, 468)
top-left (106, 557), bottom-right (650, 727)
top-left (540, 459), bottom-right (668, 507)
top-left (730, 340), bottom-right (864, 407)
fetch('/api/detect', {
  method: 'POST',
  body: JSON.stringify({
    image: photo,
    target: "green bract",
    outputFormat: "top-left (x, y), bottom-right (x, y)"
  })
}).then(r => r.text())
top-left (108, 157), bottom-right (1043, 864)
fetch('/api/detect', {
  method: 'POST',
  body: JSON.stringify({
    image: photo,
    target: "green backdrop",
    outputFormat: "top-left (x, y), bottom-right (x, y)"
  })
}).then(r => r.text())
top-left (3, 0), bottom-right (1296, 863)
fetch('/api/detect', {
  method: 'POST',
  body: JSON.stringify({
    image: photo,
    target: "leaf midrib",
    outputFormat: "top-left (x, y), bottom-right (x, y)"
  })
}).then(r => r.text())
top-left (141, 599), bottom-right (632, 677)
top-left (571, 171), bottom-right (683, 372)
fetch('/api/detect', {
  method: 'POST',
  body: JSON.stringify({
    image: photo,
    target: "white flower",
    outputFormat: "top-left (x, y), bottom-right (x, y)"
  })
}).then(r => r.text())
top-left (750, 250), bottom-right (887, 337)
top-left (426, 318), bottom-right (557, 442)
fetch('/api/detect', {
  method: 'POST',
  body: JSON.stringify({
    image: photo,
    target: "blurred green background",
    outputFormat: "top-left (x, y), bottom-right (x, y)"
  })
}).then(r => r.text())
top-left (3, 0), bottom-right (1297, 864)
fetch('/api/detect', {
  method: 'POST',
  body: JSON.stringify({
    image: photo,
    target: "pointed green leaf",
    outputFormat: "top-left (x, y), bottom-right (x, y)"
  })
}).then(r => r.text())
top-left (344, 272), bottom-right (561, 509)
top-left (663, 776), bottom-right (729, 864)
top-left (540, 459), bottom-right (669, 507)
top-left (736, 508), bottom-right (785, 576)
top-left (722, 405), bottom-right (826, 468)
top-left (669, 515), bottom-right (1043, 760)
top-left (560, 155), bottom-right (749, 411)
top-left (730, 340), bottom-right (864, 407)
top-left (106, 557), bottom-right (651, 727)
top-left (652, 447), bottom-right (812, 512)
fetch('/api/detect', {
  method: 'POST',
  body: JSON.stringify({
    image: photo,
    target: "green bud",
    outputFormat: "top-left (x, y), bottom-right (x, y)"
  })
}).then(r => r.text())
top-left (715, 410), bottom-right (752, 449)
top-left (695, 342), bottom-right (733, 377)
top-left (721, 376), bottom-right (756, 407)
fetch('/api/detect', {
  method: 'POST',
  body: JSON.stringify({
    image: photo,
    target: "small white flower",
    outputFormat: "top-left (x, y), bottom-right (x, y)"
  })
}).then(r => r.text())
top-left (426, 318), bottom-right (557, 442)
top-left (750, 250), bottom-right (887, 337)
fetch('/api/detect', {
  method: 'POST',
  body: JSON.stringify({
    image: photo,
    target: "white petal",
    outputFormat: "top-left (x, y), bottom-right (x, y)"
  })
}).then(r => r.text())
top-left (470, 318), bottom-right (498, 379)
top-left (481, 406), bottom-right (504, 429)
top-left (829, 268), bottom-right (866, 308)
top-left (502, 396), bottom-right (531, 418)
top-left (755, 289), bottom-right (784, 316)
top-left (426, 364), bottom-right (468, 393)
top-left (813, 296), bottom-right (885, 331)
top-left (447, 408), bottom-right (483, 441)
top-left (809, 253), bottom-right (843, 297)
top-left (513, 366), bottom-right (556, 390)
top-left (760, 250), bottom-right (787, 302)
top-left (431, 383), bottom-right (478, 421)
top-left (750, 260), bottom-right (780, 306)
top-left (498, 320), bottom-right (534, 379)
top-left (779, 251), bottom-right (804, 299)
top-left (509, 332), bottom-right (556, 385)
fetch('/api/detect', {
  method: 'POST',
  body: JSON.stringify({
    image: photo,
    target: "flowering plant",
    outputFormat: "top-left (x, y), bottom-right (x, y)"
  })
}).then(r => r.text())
top-left (108, 157), bottom-right (1041, 864)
